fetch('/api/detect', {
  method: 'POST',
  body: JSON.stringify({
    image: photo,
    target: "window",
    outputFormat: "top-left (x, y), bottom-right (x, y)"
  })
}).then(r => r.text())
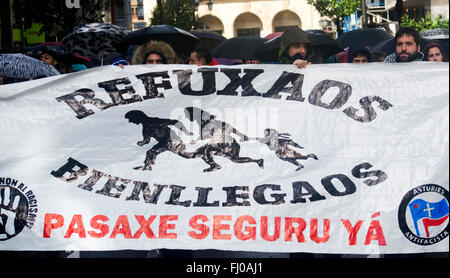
top-left (236, 28), bottom-right (260, 37)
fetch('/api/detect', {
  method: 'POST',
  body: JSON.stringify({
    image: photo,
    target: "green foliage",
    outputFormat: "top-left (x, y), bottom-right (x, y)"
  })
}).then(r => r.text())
top-left (400, 14), bottom-right (449, 32)
top-left (307, 0), bottom-right (361, 34)
top-left (151, 0), bottom-right (203, 31)
top-left (15, 0), bottom-right (107, 40)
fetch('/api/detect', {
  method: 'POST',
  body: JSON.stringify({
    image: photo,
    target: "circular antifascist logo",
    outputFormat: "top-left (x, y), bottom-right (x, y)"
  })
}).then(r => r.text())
top-left (0, 178), bottom-right (37, 241)
top-left (398, 184), bottom-right (449, 246)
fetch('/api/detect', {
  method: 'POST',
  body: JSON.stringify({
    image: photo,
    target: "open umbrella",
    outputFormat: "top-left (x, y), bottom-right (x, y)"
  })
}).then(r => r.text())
top-left (61, 23), bottom-right (129, 65)
top-left (212, 36), bottom-right (268, 60)
top-left (265, 32), bottom-right (283, 40)
top-left (117, 25), bottom-right (199, 58)
top-left (190, 30), bottom-right (226, 53)
top-left (420, 28), bottom-right (449, 40)
top-left (336, 28), bottom-right (393, 49)
top-left (371, 37), bottom-right (449, 59)
top-left (24, 42), bottom-right (91, 65)
top-left (255, 31), bottom-right (342, 62)
top-left (0, 53), bottom-right (60, 80)
top-left (306, 30), bottom-right (343, 59)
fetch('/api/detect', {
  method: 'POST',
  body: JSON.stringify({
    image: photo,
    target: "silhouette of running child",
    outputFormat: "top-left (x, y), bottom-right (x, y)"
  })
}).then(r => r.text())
top-left (256, 128), bottom-right (317, 171)
top-left (125, 110), bottom-right (193, 171)
top-left (184, 107), bottom-right (264, 172)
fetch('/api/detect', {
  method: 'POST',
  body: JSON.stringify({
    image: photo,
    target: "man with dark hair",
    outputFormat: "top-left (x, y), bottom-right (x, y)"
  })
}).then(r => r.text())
top-left (348, 44), bottom-right (371, 64)
top-left (188, 48), bottom-right (214, 66)
top-left (384, 27), bottom-right (424, 63)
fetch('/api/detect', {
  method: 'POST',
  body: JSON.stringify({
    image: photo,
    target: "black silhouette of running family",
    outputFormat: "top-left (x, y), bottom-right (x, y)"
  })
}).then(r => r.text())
top-left (125, 107), bottom-right (318, 172)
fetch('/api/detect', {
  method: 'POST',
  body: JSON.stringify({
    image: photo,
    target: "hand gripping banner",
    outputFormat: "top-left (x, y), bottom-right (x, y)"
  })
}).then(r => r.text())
top-left (0, 63), bottom-right (448, 254)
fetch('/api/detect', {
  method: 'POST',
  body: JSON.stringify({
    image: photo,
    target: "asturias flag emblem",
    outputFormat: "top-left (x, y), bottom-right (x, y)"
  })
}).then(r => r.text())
top-left (408, 198), bottom-right (449, 237)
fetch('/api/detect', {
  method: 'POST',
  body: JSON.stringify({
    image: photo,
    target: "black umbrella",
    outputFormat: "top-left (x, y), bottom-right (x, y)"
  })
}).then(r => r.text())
top-left (255, 31), bottom-right (343, 62)
top-left (371, 37), bottom-right (449, 59)
top-left (24, 42), bottom-right (91, 65)
top-left (306, 30), bottom-right (343, 59)
top-left (0, 53), bottom-right (60, 80)
top-left (420, 28), bottom-right (449, 40)
top-left (212, 36), bottom-right (268, 60)
top-left (336, 28), bottom-right (393, 49)
top-left (117, 25), bottom-right (199, 57)
top-left (190, 30), bottom-right (226, 53)
top-left (61, 23), bottom-right (129, 65)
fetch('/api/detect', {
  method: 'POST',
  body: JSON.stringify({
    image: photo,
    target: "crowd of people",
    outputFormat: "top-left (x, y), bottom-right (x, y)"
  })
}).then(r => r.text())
top-left (0, 26), bottom-right (448, 86)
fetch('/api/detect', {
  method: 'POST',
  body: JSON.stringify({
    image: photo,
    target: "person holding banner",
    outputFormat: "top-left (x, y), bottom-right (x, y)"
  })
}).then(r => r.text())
top-left (188, 48), bottom-right (219, 66)
top-left (423, 42), bottom-right (447, 62)
top-left (278, 27), bottom-right (312, 69)
top-left (348, 44), bottom-right (371, 64)
top-left (384, 27), bottom-right (425, 63)
top-left (131, 40), bottom-right (178, 65)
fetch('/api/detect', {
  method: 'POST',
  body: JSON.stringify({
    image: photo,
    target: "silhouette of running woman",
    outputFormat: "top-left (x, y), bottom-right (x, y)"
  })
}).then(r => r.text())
top-left (184, 107), bottom-right (264, 172)
top-left (125, 110), bottom-right (193, 171)
top-left (257, 128), bottom-right (317, 171)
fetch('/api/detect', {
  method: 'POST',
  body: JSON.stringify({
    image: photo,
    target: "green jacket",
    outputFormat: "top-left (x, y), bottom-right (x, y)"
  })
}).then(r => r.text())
top-left (278, 27), bottom-right (311, 64)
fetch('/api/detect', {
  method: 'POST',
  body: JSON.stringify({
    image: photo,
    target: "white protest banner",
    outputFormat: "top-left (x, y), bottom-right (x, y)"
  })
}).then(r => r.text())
top-left (0, 63), bottom-right (448, 254)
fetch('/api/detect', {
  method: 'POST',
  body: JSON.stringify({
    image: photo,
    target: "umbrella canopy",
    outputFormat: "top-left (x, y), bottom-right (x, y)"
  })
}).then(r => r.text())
top-left (371, 37), bottom-right (449, 60)
top-left (117, 25), bottom-right (199, 58)
top-left (190, 30), bottom-right (226, 53)
top-left (212, 36), bottom-right (268, 60)
top-left (420, 28), bottom-right (449, 40)
top-left (0, 53), bottom-right (60, 80)
top-left (306, 30), bottom-right (343, 58)
top-left (265, 32), bottom-right (283, 40)
top-left (336, 28), bottom-right (393, 49)
top-left (61, 23), bottom-right (129, 64)
top-left (24, 42), bottom-right (90, 65)
top-left (255, 31), bottom-right (342, 62)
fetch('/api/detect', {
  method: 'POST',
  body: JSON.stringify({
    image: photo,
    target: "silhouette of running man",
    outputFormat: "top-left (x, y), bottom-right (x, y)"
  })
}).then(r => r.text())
top-left (257, 128), bottom-right (317, 171)
top-left (125, 110), bottom-right (193, 171)
top-left (184, 107), bottom-right (264, 172)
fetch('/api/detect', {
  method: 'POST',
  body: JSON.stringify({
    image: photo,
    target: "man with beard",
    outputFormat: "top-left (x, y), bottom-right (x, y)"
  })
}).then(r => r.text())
top-left (384, 27), bottom-right (424, 63)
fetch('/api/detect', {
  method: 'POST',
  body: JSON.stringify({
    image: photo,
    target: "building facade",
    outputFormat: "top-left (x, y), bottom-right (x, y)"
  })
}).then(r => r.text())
top-left (192, 0), bottom-right (323, 38)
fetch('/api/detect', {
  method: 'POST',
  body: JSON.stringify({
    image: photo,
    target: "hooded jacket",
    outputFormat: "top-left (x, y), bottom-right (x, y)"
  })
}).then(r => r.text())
top-left (132, 40), bottom-right (177, 65)
top-left (278, 27), bottom-right (311, 64)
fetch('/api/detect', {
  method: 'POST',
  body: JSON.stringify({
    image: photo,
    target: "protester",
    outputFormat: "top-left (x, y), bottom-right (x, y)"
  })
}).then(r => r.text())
top-left (188, 48), bottom-right (219, 66)
top-left (132, 40), bottom-right (177, 65)
top-left (370, 50), bottom-right (387, 62)
top-left (36, 44), bottom-right (74, 73)
top-left (348, 44), bottom-right (371, 63)
top-left (384, 27), bottom-right (424, 63)
top-left (423, 42), bottom-right (447, 62)
top-left (278, 27), bottom-right (312, 69)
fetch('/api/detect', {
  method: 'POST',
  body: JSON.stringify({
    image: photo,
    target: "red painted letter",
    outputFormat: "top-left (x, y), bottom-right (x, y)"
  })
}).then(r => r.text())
top-left (88, 215), bottom-right (109, 238)
top-left (260, 216), bottom-right (281, 241)
top-left (159, 215), bottom-right (178, 239)
top-left (213, 215), bottom-right (232, 240)
top-left (235, 215), bottom-right (256, 241)
top-left (43, 214), bottom-right (64, 238)
top-left (64, 214), bottom-right (86, 238)
top-left (188, 215), bottom-right (210, 239)
top-left (284, 217), bottom-right (307, 242)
